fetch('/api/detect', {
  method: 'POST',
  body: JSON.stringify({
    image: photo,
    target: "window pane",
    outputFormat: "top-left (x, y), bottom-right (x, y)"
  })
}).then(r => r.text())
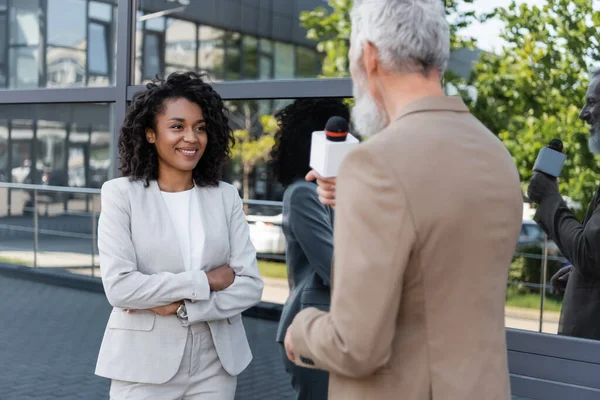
top-left (296, 46), bottom-right (320, 78)
top-left (0, 103), bottom-right (113, 187)
top-left (224, 32), bottom-right (241, 80)
top-left (46, 47), bottom-right (86, 87)
top-left (143, 33), bottom-right (162, 79)
top-left (242, 36), bottom-right (259, 80)
top-left (89, 1), bottom-right (112, 22)
top-left (9, 0), bottom-right (39, 46)
top-left (165, 18), bottom-right (196, 69)
top-left (136, 0), bottom-right (323, 83)
top-left (47, 0), bottom-right (86, 48)
top-left (144, 15), bottom-right (165, 32)
top-left (88, 23), bottom-right (109, 76)
top-left (274, 42), bottom-right (294, 79)
top-left (198, 25), bottom-right (224, 80)
top-left (1, 0), bottom-right (117, 89)
top-left (9, 47), bottom-right (39, 88)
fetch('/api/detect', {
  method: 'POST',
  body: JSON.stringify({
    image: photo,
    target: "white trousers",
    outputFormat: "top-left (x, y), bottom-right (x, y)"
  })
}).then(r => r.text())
top-left (110, 322), bottom-right (237, 400)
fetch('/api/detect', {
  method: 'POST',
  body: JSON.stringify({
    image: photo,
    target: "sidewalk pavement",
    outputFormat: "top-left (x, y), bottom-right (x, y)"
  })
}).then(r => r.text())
top-left (0, 274), bottom-right (294, 400)
top-left (0, 247), bottom-right (561, 335)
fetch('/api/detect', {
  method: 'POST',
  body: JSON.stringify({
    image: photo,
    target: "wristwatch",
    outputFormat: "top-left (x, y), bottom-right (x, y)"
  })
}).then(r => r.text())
top-left (176, 301), bottom-right (188, 324)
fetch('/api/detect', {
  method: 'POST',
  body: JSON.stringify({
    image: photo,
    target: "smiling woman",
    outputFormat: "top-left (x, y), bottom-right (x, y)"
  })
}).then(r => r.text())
top-left (119, 71), bottom-right (234, 189)
top-left (96, 71), bottom-right (263, 399)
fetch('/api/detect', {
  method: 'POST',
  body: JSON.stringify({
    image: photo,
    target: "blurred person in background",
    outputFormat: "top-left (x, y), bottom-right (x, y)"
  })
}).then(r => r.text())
top-left (283, 1), bottom-right (523, 399)
top-left (528, 68), bottom-right (600, 340)
top-left (95, 72), bottom-right (263, 400)
top-left (269, 98), bottom-right (350, 400)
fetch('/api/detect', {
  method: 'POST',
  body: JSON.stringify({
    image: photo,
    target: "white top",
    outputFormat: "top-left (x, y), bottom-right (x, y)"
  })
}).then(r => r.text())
top-left (160, 188), bottom-right (202, 271)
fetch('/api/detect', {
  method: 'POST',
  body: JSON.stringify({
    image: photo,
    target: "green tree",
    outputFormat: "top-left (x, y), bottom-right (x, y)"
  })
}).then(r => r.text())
top-left (468, 0), bottom-right (600, 218)
top-left (300, 0), bottom-right (476, 80)
top-left (230, 104), bottom-right (276, 207)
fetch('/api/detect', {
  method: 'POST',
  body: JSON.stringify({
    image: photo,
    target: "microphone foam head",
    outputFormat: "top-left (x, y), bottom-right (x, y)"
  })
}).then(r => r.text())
top-left (548, 138), bottom-right (564, 153)
top-left (325, 116), bottom-right (349, 142)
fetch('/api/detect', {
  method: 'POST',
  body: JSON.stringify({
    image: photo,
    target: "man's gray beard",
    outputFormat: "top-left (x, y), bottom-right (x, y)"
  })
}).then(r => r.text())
top-left (589, 125), bottom-right (600, 155)
top-left (351, 69), bottom-right (388, 138)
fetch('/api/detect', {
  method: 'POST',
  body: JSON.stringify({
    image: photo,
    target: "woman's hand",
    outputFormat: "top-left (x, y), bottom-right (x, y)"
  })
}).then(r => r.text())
top-left (206, 264), bottom-right (235, 291)
top-left (125, 302), bottom-right (180, 315)
top-left (149, 302), bottom-right (180, 316)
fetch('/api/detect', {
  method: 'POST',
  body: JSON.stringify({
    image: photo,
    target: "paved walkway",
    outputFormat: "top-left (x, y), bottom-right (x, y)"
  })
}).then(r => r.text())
top-left (0, 275), bottom-right (294, 400)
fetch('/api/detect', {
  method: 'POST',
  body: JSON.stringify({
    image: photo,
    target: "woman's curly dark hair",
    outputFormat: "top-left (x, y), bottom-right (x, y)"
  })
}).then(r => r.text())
top-left (119, 71), bottom-right (234, 187)
top-left (268, 98), bottom-right (350, 187)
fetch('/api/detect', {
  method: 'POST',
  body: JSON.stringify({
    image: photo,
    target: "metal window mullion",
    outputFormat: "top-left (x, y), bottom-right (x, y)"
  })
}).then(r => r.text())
top-left (112, 0), bottom-right (136, 179)
top-left (40, 0), bottom-right (47, 87)
top-left (126, 78), bottom-right (353, 100)
top-left (85, 0), bottom-right (90, 85)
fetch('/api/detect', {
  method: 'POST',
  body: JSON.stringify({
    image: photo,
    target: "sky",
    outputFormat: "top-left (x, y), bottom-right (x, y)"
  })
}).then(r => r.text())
top-left (457, 0), bottom-right (547, 53)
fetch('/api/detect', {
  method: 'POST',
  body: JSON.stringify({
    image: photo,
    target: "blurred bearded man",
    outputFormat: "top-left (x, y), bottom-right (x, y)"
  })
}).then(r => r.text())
top-left (283, 0), bottom-right (523, 399)
top-left (528, 68), bottom-right (600, 340)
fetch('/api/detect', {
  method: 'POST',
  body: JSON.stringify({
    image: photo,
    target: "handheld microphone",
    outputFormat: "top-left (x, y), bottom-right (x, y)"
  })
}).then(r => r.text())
top-left (532, 138), bottom-right (567, 178)
top-left (325, 116), bottom-right (349, 142)
top-left (309, 116), bottom-right (359, 178)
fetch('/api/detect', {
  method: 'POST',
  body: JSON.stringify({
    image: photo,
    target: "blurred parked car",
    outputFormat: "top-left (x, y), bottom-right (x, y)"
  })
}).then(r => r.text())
top-left (247, 213), bottom-right (286, 255)
top-left (518, 219), bottom-right (560, 256)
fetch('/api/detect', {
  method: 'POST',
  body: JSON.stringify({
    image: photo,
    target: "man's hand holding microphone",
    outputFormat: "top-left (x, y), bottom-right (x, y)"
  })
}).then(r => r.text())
top-left (527, 138), bottom-right (572, 294)
top-left (305, 170), bottom-right (336, 207)
top-left (304, 115), bottom-right (358, 208)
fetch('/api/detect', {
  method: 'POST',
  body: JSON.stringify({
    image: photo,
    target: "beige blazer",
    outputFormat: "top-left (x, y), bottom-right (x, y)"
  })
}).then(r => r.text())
top-left (95, 177), bottom-right (263, 384)
top-left (288, 96), bottom-right (523, 400)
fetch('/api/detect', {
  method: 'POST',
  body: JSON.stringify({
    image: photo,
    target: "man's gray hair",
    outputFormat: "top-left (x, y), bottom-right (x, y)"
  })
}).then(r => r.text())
top-left (591, 67), bottom-right (600, 79)
top-left (350, 0), bottom-right (450, 75)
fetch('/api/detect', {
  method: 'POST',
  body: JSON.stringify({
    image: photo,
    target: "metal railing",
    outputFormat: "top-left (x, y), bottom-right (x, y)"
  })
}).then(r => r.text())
top-left (0, 182), bottom-right (568, 333)
top-left (0, 182), bottom-right (284, 277)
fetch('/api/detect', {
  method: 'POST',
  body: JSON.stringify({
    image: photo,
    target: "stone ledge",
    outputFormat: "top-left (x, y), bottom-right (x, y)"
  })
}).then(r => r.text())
top-left (0, 262), bottom-right (283, 320)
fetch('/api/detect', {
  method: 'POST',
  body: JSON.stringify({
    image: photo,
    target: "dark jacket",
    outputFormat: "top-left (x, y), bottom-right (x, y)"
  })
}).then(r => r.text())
top-left (535, 186), bottom-right (600, 340)
top-left (276, 180), bottom-right (334, 343)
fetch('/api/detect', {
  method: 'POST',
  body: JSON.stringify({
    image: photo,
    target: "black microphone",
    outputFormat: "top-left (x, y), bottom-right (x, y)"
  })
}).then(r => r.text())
top-left (533, 138), bottom-right (567, 178)
top-left (309, 116), bottom-right (359, 177)
top-left (324, 116), bottom-right (349, 142)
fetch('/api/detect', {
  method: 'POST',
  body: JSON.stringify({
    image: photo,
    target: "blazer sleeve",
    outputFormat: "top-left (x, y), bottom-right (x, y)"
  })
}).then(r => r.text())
top-left (288, 147), bottom-right (417, 378)
top-left (183, 185), bottom-right (264, 324)
top-left (98, 180), bottom-right (211, 310)
top-left (534, 192), bottom-right (600, 279)
top-left (289, 185), bottom-right (334, 286)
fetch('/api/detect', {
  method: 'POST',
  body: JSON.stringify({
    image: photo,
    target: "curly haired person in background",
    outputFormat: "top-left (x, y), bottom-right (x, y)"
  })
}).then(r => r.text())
top-left (270, 98), bottom-right (350, 400)
top-left (94, 71), bottom-right (263, 400)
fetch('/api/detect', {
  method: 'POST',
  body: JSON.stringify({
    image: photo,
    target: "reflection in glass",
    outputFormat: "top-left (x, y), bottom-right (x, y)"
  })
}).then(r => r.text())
top-left (144, 15), bottom-right (165, 32)
top-left (89, 1), bottom-right (112, 22)
top-left (274, 43), bottom-right (294, 79)
top-left (136, 0), bottom-right (322, 83)
top-left (88, 23), bottom-right (109, 77)
top-left (165, 18), bottom-right (196, 71)
top-left (9, 47), bottom-right (39, 88)
top-left (9, 0), bottom-right (40, 46)
top-left (259, 39), bottom-right (273, 80)
top-left (224, 32), bottom-right (241, 80)
top-left (243, 36), bottom-right (259, 80)
top-left (1, 0), bottom-right (117, 89)
top-left (47, 0), bottom-right (86, 48)
top-left (143, 33), bottom-right (163, 80)
top-left (296, 46), bottom-right (320, 78)
top-left (46, 47), bottom-right (86, 87)
top-left (0, 103), bottom-right (113, 189)
top-left (198, 26), bottom-right (224, 80)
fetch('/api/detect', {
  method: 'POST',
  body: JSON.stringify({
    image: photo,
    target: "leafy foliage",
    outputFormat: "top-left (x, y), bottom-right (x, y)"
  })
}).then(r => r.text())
top-left (468, 0), bottom-right (600, 218)
top-left (300, 0), bottom-right (477, 79)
